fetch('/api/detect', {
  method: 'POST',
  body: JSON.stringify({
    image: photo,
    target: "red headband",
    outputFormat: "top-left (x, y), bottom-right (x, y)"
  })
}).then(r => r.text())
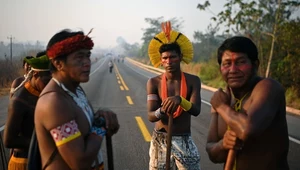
top-left (47, 34), bottom-right (94, 59)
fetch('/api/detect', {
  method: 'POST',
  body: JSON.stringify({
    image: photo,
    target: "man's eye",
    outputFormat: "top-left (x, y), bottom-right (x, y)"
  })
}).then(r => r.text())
top-left (236, 60), bottom-right (247, 65)
top-left (222, 63), bottom-right (230, 67)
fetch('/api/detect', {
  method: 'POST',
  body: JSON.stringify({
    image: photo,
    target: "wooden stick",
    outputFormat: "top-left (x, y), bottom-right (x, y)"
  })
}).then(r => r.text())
top-left (106, 136), bottom-right (114, 170)
top-left (224, 86), bottom-right (238, 170)
top-left (224, 149), bottom-right (236, 170)
top-left (166, 115), bottom-right (173, 170)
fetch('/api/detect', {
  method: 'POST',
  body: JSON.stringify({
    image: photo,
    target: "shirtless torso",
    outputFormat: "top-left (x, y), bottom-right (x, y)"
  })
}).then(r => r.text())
top-left (35, 80), bottom-right (101, 170)
top-left (207, 37), bottom-right (289, 170)
top-left (210, 77), bottom-right (289, 169)
top-left (148, 72), bottom-right (201, 134)
top-left (4, 85), bottom-right (38, 154)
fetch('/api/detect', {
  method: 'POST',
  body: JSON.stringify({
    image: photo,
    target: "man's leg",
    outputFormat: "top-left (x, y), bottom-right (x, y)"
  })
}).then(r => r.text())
top-left (149, 131), bottom-right (176, 170)
top-left (172, 136), bottom-right (201, 170)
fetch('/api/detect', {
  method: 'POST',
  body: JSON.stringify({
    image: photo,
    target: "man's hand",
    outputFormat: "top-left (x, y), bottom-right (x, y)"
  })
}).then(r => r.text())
top-left (222, 130), bottom-right (243, 150)
top-left (95, 108), bottom-right (120, 136)
top-left (210, 88), bottom-right (230, 110)
top-left (161, 96), bottom-right (181, 116)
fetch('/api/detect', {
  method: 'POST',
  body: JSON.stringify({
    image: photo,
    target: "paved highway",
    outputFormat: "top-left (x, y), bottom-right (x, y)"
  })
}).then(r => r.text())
top-left (0, 57), bottom-right (299, 169)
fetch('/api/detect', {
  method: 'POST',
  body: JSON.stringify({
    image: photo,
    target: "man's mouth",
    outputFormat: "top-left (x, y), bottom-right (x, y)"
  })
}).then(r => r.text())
top-left (228, 76), bottom-right (243, 81)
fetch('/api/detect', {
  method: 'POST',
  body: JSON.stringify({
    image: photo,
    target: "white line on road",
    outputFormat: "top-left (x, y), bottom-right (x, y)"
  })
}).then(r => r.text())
top-left (289, 136), bottom-right (300, 145)
top-left (90, 58), bottom-right (106, 76)
top-left (0, 125), bottom-right (4, 132)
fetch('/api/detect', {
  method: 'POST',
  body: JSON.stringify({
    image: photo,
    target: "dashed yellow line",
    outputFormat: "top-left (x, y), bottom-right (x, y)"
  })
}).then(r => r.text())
top-left (135, 116), bottom-right (151, 142)
top-left (118, 80), bottom-right (121, 84)
top-left (120, 86), bottom-right (124, 91)
top-left (114, 63), bottom-right (129, 90)
top-left (126, 96), bottom-right (134, 105)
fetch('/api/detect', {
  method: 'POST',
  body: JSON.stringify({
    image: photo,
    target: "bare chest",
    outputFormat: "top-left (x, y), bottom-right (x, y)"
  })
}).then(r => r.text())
top-left (158, 81), bottom-right (192, 98)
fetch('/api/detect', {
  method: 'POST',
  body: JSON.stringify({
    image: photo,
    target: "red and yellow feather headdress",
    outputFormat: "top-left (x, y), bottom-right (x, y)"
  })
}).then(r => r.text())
top-left (148, 21), bottom-right (193, 67)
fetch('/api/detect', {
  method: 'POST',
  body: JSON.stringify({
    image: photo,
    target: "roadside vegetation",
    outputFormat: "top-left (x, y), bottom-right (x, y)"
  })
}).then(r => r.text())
top-left (125, 1), bottom-right (300, 110)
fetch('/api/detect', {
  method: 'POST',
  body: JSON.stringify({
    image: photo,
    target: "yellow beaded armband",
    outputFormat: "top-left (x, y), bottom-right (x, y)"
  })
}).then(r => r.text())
top-left (180, 96), bottom-right (192, 111)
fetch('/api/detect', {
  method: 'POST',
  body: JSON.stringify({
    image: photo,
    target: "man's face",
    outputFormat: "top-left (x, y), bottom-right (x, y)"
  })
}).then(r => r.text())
top-left (24, 62), bottom-right (31, 74)
top-left (34, 71), bottom-right (52, 91)
top-left (63, 49), bottom-right (91, 83)
top-left (220, 50), bottom-right (255, 89)
top-left (161, 51), bottom-right (181, 72)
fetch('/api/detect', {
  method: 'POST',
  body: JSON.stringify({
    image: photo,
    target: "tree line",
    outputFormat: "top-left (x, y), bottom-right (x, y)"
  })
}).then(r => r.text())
top-left (120, 0), bottom-right (300, 109)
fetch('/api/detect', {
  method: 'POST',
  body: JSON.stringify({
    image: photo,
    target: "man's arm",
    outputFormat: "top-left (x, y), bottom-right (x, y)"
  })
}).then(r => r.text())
top-left (37, 93), bottom-right (102, 169)
top-left (185, 75), bottom-right (201, 116)
top-left (3, 98), bottom-right (30, 148)
top-left (206, 108), bottom-right (228, 163)
top-left (213, 79), bottom-right (283, 141)
top-left (147, 77), bottom-right (161, 122)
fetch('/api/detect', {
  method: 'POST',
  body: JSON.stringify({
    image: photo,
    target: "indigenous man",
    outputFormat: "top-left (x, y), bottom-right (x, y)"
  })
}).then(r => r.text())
top-left (147, 21), bottom-right (202, 170)
top-left (10, 56), bottom-right (34, 97)
top-left (34, 29), bottom-right (120, 170)
top-left (206, 36), bottom-right (289, 170)
top-left (3, 53), bottom-right (52, 170)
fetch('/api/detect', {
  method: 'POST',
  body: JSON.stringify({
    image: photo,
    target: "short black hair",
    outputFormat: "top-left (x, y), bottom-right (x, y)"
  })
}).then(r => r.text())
top-left (159, 43), bottom-right (181, 55)
top-left (46, 29), bottom-right (84, 72)
top-left (36, 51), bottom-right (46, 58)
top-left (217, 36), bottom-right (258, 65)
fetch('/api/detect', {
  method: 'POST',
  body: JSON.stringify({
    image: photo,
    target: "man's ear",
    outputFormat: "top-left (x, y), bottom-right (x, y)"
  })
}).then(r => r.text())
top-left (254, 59), bottom-right (259, 69)
top-left (52, 59), bottom-right (63, 71)
top-left (252, 60), bottom-right (260, 73)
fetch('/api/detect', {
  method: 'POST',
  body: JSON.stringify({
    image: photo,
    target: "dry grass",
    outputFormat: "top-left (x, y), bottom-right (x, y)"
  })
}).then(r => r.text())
top-left (132, 57), bottom-right (300, 110)
top-left (0, 58), bottom-right (22, 97)
top-left (0, 88), bottom-right (10, 96)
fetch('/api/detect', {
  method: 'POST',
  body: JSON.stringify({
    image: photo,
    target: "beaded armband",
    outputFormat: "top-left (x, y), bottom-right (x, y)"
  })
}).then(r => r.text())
top-left (50, 120), bottom-right (81, 146)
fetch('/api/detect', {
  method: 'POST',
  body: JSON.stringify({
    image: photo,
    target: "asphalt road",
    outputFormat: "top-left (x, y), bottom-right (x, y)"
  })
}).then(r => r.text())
top-left (0, 57), bottom-right (300, 169)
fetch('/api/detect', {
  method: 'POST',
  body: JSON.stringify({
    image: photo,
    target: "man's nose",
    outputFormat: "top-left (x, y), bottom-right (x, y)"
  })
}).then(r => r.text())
top-left (82, 58), bottom-right (91, 67)
top-left (229, 63), bottom-right (238, 72)
top-left (165, 58), bottom-right (172, 64)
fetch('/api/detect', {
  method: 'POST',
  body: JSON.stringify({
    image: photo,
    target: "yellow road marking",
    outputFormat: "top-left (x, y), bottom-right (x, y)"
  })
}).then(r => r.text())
top-left (114, 64), bottom-right (129, 90)
top-left (118, 80), bottom-right (121, 84)
top-left (126, 96), bottom-right (134, 105)
top-left (120, 86), bottom-right (124, 91)
top-left (135, 116), bottom-right (151, 142)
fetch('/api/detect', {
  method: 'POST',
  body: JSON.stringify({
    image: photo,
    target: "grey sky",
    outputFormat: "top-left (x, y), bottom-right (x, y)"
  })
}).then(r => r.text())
top-left (0, 0), bottom-right (235, 48)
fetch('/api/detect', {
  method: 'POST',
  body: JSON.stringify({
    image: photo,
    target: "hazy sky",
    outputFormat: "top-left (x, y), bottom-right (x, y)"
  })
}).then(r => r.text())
top-left (0, 0), bottom-right (226, 48)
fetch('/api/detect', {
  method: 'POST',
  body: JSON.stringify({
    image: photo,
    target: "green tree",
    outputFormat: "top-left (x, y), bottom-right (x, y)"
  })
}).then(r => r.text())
top-left (193, 24), bottom-right (226, 62)
top-left (197, 0), bottom-right (300, 77)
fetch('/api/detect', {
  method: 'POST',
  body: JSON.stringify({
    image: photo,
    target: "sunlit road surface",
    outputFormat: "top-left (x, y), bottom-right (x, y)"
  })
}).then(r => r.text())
top-left (1, 57), bottom-right (300, 169)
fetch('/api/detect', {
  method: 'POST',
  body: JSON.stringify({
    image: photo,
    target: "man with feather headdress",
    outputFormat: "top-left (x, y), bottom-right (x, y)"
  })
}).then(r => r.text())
top-left (147, 21), bottom-right (202, 170)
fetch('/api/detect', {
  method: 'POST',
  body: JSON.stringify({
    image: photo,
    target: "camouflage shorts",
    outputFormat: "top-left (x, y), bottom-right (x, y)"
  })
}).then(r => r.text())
top-left (149, 130), bottom-right (201, 170)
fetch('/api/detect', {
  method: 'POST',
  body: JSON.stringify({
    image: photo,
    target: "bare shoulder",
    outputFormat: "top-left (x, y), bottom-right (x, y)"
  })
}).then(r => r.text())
top-left (147, 75), bottom-right (161, 85)
top-left (254, 78), bottom-right (284, 95)
top-left (147, 75), bottom-right (162, 94)
top-left (35, 90), bottom-right (75, 130)
top-left (11, 77), bottom-right (24, 88)
top-left (147, 75), bottom-right (162, 88)
top-left (184, 72), bottom-right (201, 86)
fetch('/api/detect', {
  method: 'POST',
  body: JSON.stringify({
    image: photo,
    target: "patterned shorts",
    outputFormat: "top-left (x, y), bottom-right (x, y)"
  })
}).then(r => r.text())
top-left (149, 130), bottom-right (201, 170)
